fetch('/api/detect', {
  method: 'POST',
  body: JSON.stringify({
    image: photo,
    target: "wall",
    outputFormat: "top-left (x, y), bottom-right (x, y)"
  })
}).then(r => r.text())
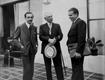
top-left (0, 7), bottom-right (3, 53)
top-left (16, 0), bottom-right (105, 74)
top-left (0, 0), bottom-right (27, 5)
top-left (88, 0), bottom-right (105, 75)
top-left (0, 7), bottom-right (3, 37)
top-left (41, 0), bottom-right (105, 74)
top-left (15, 0), bottom-right (44, 64)
top-left (0, 0), bottom-right (19, 5)
top-left (40, 0), bottom-right (87, 68)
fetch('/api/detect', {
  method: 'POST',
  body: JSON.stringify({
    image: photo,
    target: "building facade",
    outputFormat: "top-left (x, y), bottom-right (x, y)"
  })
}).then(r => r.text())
top-left (0, 0), bottom-right (42, 53)
top-left (0, 0), bottom-right (105, 75)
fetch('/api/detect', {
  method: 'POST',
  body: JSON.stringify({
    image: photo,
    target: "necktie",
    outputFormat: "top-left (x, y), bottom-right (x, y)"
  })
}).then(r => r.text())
top-left (49, 24), bottom-right (52, 34)
top-left (29, 26), bottom-right (31, 33)
top-left (29, 26), bottom-right (33, 48)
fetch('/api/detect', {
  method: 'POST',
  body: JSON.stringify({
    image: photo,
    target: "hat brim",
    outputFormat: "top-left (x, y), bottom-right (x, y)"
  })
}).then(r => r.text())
top-left (44, 45), bottom-right (57, 58)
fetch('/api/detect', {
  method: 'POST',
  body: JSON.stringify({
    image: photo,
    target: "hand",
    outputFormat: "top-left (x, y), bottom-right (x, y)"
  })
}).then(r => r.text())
top-left (20, 45), bottom-right (25, 52)
top-left (48, 38), bottom-right (56, 45)
top-left (7, 39), bottom-right (13, 43)
top-left (52, 38), bottom-right (56, 44)
top-left (74, 52), bottom-right (81, 58)
top-left (36, 45), bottom-right (38, 48)
top-left (21, 45), bottom-right (24, 49)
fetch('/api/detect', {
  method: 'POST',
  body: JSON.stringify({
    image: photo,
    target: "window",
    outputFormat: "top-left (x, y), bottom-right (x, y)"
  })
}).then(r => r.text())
top-left (87, 0), bottom-right (105, 53)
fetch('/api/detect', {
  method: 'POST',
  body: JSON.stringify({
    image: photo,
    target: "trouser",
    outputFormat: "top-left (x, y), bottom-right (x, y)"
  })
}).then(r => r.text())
top-left (43, 53), bottom-right (64, 80)
top-left (22, 50), bottom-right (35, 80)
top-left (71, 57), bottom-right (84, 80)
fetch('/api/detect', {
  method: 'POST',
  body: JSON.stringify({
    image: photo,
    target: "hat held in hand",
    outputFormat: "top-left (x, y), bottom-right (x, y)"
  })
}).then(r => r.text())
top-left (44, 44), bottom-right (57, 58)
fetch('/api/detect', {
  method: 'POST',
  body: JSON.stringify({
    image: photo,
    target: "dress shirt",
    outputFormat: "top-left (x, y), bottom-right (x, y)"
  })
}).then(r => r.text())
top-left (73, 17), bottom-right (79, 23)
top-left (25, 22), bottom-right (30, 29)
top-left (47, 22), bottom-right (52, 34)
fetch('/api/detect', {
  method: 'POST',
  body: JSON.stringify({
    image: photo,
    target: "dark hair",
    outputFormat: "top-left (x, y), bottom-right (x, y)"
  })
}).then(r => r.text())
top-left (68, 7), bottom-right (79, 16)
top-left (24, 12), bottom-right (34, 18)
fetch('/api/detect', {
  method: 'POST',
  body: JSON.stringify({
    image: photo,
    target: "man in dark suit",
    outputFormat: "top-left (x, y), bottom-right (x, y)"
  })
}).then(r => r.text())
top-left (39, 13), bottom-right (64, 80)
top-left (67, 8), bottom-right (86, 80)
top-left (13, 12), bottom-right (38, 80)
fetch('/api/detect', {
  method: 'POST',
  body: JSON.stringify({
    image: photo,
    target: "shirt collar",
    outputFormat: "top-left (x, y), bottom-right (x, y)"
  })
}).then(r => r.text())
top-left (73, 17), bottom-right (79, 23)
top-left (25, 22), bottom-right (30, 28)
top-left (47, 22), bottom-right (52, 27)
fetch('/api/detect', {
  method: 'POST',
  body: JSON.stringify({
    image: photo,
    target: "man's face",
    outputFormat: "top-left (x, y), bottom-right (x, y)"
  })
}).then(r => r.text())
top-left (45, 15), bottom-right (53, 23)
top-left (25, 13), bottom-right (33, 24)
top-left (68, 11), bottom-right (78, 22)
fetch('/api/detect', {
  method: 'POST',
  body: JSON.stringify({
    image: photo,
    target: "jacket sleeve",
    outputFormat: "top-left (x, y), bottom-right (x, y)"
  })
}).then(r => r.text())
top-left (55, 24), bottom-right (63, 42)
top-left (35, 27), bottom-right (38, 46)
top-left (39, 25), bottom-right (49, 42)
top-left (76, 21), bottom-right (86, 54)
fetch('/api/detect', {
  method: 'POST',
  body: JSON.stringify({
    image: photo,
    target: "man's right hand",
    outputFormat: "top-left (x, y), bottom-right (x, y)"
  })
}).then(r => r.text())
top-left (21, 45), bottom-right (24, 49)
top-left (74, 52), bottom-right (81, 58)
top-left (48, 38), bottom-right (56, 45)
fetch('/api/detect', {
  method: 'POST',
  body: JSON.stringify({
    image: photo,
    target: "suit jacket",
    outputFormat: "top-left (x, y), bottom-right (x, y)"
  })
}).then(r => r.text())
top-left (13, 23), bottom-right (38, 55)
top-left (67, 18), bottom-right (86, 54)
top-left (39, 23), bottom-right (63, 54)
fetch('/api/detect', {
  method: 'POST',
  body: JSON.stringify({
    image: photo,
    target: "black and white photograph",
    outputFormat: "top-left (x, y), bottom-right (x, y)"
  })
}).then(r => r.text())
top-left (0, 0), bottom-right (105, 80)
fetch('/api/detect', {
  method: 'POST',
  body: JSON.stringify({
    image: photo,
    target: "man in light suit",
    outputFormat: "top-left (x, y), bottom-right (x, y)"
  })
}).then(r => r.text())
top-left (13, 12), bottom-right (38, 80)
top-left (39, 13), bottom-right (64, 80)
top-left (67, 8), bottom-right (86, 80)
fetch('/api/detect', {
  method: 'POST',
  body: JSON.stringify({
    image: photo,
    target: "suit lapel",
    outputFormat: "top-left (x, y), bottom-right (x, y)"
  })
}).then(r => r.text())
top-left (70, 18), bottom-right (81, 29)
top-left (69, 18), bottom-right (81, 34)
top-left (22, 23), bottom-right (30, 37)
top-left (51, 23), bottom-right (55, 35)
top-left (74, 18), bottom-right (81, 25)
top-left (46, 23), bottom-right (54, 35)
top-left (45, 23), bottom-right (50, 34)
top-left (45, 23), bottom-right (55, 36)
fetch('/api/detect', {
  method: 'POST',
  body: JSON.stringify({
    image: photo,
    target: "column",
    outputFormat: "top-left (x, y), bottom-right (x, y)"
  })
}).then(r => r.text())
top-left (30, 0), bottom-right (43, 27)
top-left (14, 3), bottom-right (19, 29)
top-left (0, 6), bottom-right (3, 53)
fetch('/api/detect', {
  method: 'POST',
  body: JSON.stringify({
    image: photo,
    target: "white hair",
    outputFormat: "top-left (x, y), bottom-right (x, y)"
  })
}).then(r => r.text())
top-left (44, 12), bottom-right (53, 18)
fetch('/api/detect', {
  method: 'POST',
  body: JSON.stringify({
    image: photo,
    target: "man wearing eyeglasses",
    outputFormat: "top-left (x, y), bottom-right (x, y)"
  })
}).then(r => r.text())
top-left (13, 12), bottom-right (38, 80)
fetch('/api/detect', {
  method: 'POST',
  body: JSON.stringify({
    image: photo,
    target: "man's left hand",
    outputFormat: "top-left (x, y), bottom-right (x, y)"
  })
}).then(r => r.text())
top-left (74, 52), bottom-right (81, 58)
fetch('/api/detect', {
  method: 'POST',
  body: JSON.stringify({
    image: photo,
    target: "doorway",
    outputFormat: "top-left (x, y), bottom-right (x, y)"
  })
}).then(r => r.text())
top-left (2, 4), bottom-right (15, 51)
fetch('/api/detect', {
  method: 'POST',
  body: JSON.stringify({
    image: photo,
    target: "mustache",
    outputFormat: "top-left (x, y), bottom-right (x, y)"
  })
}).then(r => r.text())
top-left (28, 20), bottom-right (33, 23)
top-left (28, 20), bottom-right (32, 21)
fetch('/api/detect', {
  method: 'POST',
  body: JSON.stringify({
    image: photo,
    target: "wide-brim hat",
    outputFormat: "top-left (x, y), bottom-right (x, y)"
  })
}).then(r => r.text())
top-left (44, 44), bottom-right (57, 58)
